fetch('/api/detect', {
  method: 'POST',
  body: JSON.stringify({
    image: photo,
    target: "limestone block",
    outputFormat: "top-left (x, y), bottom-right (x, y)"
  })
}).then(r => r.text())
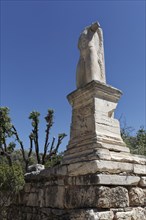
top-left (110, 152), bottom-right (146, 165)
top-left (65, 142), bottom-right (129, 156)
top-left (67, 160), bottom-right (133, 176)
top-left (64, 186), bottom-right (129, 209)
top-left (67, 174), bottom-right (140, 186)
top-left (63, 144), bottom-right (131, 164)
top-left (94, 148), bottom-right (112, 160)
top-left (17, 191), bottom-right (29, 205)
top-left (25, 164), bottom-right (68, 182)
top-left (130, 155), bottom-right (146, 165)
top-left (44, 186), bottom-right (65, 209)
top-left (25, 213), bottom-right (33, 220)
top-left (143, 188), bottom-right (146, 196)
top-left (63, 149), bottom-right (114, 165)
top-left (139, 176), bottom-right (146, 187)
top-left (38, 189), bottom-right (44, 207)
top-left (98, 211), bottom-right (114, 220)
top-left (97, 186), bottom-right (111, 208)
top-left (94, 98), bottom-right (117, 115)
top-left (69, 209), bottom-right (114, 220)
top-left (111, 187), bottom-right (129, 208)
top-left (26, 192), bottom-right (39, 206)
top-left (82, 210), bottom-right (114, 220)
top-left (65, 176), bottom-right (77, 185)
top-left (89, 174), bottom-right (140, 186)
top-left (68, 81), bottom-right (122, 107)
top-left (65, 185), bottom-right (99, 208)
top-left (63, 148), bottom-right (111, 164)
top-left (100, 142), bottom-right (129, 153)
top-left (129, 187), bottom-right (145, 206)
top-left (134, 164), bottom-right (146, 175)
top-left (143, 188), bottom-right (146, 205)
top-left (24, 183), bottom-right (32, 193)
top-left (114, 207), bottom-right (146, 220)
top-left (40, 164), bottom-right (68, 177)
top-left (24, 183), bottom-right (41, 193)
top-left (114, 210), bottom-right (133, 220)
top-left (132, 207), bottom-right (146, 220)
top-left (69, 210), bottom-right (91, 220)
top-left (94, 99), bottom-right (122, 135)
top-left (95, 117), bottom-right (122, 142)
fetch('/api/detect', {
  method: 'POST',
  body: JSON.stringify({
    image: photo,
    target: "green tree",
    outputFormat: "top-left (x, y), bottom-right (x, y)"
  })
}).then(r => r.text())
top-left (133, 127), bottom-right (146, 155)
top-left (0, 107), bottom-right (67, 171)
top-left (120, 119), bottom-right (146, 156)
top-left (0, 107), bottom-right (15, 166)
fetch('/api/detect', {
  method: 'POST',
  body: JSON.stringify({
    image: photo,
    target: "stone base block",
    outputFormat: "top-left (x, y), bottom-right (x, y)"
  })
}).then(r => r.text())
top-left (9, 152), bottom-right (146, 220)
top-left (8, 206), bottom-right (146, 220)
top-left (16, 182), bottom-right (146, 209)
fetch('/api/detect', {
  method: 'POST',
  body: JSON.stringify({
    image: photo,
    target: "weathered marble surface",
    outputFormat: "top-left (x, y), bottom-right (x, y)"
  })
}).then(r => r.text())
top-left (76, 22), bottom-right (106, 88)
top-left (140, 177), bottom-right (146, 187)
top-left (63, 80), bottom-right (130, 165)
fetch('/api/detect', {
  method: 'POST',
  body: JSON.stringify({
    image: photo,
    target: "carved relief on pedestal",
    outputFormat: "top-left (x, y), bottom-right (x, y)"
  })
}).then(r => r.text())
top-left (70, 104), bottom-right (95, 139)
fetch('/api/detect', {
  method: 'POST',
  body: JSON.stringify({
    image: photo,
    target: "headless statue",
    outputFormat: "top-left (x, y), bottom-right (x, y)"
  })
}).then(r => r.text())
top-left (76, 22), bottom-right (106, 88)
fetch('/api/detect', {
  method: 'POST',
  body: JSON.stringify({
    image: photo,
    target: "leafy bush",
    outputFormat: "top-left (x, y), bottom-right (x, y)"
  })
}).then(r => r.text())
top-left (121, 122), bottom-right (146, 156)
top-left (0, 163), bottom-right (25, 219)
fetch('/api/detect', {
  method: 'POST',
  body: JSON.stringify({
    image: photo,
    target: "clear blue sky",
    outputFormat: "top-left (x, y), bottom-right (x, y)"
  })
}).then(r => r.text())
top-left (1, 0), bottom-right (145, 152)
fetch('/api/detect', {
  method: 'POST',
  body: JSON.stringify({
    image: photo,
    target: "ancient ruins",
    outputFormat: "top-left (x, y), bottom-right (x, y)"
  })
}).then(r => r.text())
top-left (9, 22), bottom-right (146, 220)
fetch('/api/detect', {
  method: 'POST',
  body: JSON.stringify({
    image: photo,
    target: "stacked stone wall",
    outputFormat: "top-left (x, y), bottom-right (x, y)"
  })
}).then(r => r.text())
top-left (8, 160), bottom-right (146, 220)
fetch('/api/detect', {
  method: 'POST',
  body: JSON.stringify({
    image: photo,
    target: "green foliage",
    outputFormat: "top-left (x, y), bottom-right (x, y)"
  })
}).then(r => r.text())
top-left (0, 163), bottom-right (25, 219)
top-left (44, 109), bottom-right (54, 126)
top-left (0, 107), bottom-right (15, 166)
top-left (29, 111), bottom-right (40, 128)
top-left (121, 123), bottom-right (146, 156)
top-left (29, 111), bottom-right (40, 120)
top-left (0, 107), bottom-right (13, 140)
top-left (132, 127), bottom-right (146, 155)
top-left (0, 163), bottom-right (25, 192)
top-left (0, 107), bottom-right (14, 152)
top-left (45, 152), bottom-right (64, 168)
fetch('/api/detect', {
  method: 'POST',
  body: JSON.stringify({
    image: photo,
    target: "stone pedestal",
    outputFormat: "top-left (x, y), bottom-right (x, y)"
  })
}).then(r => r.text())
top-left (8, 21), bottom-right (146, 220)
top-left (63, 80), bottom-right (129, 164)
top-left (8, 80), bottom-right (146, 220)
